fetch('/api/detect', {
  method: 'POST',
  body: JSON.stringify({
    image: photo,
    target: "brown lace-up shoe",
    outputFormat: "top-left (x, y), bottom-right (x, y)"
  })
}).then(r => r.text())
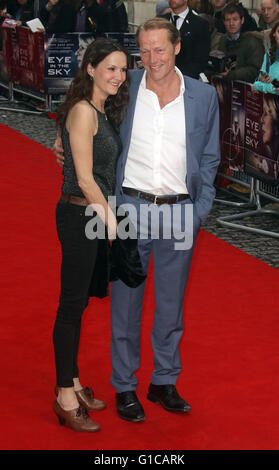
top-left (53, 400), bottom-right (100, 432)
top-left (55, 386), bottom-right (106, 411)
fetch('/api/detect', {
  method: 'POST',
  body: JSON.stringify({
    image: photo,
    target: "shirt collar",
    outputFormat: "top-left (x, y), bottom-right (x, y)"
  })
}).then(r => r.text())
top-left (140, 66), bottom-right (185, 96)
top-left (171, 7), bottom-right (189, 22)
top-left (226, 31), bottom-right (241, 41)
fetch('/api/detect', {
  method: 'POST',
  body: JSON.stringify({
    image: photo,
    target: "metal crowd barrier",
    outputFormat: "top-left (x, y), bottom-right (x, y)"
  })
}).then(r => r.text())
top-left (216, 177), bottom-right (279, 239)
top-left (0, 80), bottom-right (56, 114)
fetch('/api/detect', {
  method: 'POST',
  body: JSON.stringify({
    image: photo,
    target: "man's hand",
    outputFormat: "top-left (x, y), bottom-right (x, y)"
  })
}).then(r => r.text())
top-left (219, 67), bottom-right (230, 77)
top-left (53, 135), bottom-right (64, 168)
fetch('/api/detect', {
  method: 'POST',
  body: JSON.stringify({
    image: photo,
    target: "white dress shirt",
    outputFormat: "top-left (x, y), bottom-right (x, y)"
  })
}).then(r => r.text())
top-left (171, 7), bottom-right (189, 30)
top-left (122, 67), bottom-right (188, 196)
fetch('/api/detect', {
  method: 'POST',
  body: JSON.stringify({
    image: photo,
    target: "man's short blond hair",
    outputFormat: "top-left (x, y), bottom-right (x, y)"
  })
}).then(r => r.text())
top-left (136, 17), bottom-right (181, 47)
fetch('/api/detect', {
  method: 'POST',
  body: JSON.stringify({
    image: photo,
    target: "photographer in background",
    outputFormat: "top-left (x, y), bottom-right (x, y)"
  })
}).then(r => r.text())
top-left (216, 3), bottom-right (264, 82)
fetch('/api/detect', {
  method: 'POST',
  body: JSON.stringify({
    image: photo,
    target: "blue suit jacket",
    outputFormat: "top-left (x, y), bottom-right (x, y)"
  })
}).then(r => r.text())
top-left (115, 69), bottom-right (220, 224)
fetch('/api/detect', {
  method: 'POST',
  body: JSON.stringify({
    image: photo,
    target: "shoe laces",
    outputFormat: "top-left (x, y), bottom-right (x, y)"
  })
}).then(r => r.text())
top-left (84, 386), bottom-right (95, 400)
top-left (76, 406), bottom-right (89, 420)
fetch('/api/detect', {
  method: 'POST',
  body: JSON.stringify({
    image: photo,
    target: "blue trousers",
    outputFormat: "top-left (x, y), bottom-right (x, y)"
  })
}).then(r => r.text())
top-left (110, 194), bottom-right (200, 392)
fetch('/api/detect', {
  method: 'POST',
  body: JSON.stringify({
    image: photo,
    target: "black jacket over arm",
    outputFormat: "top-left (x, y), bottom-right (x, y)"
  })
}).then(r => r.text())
top-left (162, 10), bottom-right (210, 79)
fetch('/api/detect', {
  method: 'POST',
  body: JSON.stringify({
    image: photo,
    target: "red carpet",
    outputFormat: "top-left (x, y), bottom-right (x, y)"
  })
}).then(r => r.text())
top-left (1, 122), bottom-right (279, 450)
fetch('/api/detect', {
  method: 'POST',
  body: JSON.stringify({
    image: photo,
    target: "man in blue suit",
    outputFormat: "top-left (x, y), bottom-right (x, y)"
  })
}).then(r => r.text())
top-left (54, 17), bottom-right (220, 422)
top-left (111, 17), bottom-right (220, 422)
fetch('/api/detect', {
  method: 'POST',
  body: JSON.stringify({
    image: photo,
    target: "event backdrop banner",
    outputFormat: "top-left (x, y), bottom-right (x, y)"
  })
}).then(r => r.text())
top-left (231, 81), bottom-right (245, 172)
top-left (44, 33), bottom-right (96, 94)
top-left (211, 77), bottom-right (279, 185)
top-left (245, 87), bottom-right (279, 184)
top-left (43, 32), bottom-right (139, 94)
top-left (2, 21), bottom-right (20, 85)
top-left (104, 32), bottom-right (141, 69)
top-left (211, 76), bottom-right (232, 171)
top-left (2, 22), bottom-right (44, 92)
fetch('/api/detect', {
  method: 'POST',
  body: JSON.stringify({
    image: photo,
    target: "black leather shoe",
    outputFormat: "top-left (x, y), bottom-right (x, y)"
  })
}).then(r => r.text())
top-left (116, 391), bottom-right (145, 422)
top-left (147, 384), bottom-right (191, 413)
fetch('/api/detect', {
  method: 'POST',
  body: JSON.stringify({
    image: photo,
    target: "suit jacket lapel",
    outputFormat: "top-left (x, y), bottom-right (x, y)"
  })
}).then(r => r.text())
top-left (178, 9), bottom-right (193, 33)
top-left (183, 75), bottom-right (195, 134)
top-left (183, 76), bottom-right (196, 196)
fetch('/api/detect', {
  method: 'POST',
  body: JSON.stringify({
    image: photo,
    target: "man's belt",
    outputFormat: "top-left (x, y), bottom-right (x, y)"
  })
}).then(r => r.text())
top-left (122, 187), bottom-right (189, 205)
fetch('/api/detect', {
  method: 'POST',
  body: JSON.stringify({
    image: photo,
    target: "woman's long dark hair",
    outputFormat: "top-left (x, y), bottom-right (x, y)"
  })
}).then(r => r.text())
top-left (56, 37), bottom-right (130, 131)
top-left (269, 21), bottom-right (279, 64)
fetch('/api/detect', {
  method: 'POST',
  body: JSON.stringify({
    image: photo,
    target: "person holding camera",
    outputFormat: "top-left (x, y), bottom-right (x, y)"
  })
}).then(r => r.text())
top-left (253, 21), bottom-right (279, 94)
top-left (216, 3), bottom-right (264, 82)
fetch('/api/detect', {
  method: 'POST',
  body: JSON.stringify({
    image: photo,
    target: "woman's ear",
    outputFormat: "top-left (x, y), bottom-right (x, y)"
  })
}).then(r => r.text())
top-left (87, 63), bottom-right (95, 80)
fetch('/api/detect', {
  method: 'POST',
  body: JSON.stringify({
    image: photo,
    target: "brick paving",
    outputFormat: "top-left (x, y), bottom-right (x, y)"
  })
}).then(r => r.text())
top-left (1, 101), bottom-right (278, 269)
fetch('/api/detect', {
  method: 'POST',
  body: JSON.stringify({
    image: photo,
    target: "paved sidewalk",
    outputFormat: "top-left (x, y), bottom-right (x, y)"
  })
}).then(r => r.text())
top-left (1, 105), bottom-right (278, 269)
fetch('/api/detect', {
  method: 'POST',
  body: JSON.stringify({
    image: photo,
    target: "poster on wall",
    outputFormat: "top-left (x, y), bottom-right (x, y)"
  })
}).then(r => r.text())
top-left (17, 27), bottom-right (44, 91)
top-left (244, 88), bottom-right (279, 184)
top-left (230, 81), bottom-right (245, 171)
top-left (1, 21), bottom-right (19, 84)
top-left (103, 32), bottom-right (139, 54)
top-left (44, 33), bottom-right (96, 94)
top-left (210, 76), bottom-right (232, 170)
top-left (33, 30), bottom-right (45, 92)
top-left (104, 32), bottom-right (142, 69)
top-left (1, 24), bottom-right (44, 92)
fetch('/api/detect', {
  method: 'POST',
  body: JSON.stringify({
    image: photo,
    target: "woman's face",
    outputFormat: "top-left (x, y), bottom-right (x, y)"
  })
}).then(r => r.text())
top-left (261, 98), bottom-right (276, 144)
top-left (88, 51), bottom-right (127, 100)
top-left (273, 25), bottom-right (279, 48)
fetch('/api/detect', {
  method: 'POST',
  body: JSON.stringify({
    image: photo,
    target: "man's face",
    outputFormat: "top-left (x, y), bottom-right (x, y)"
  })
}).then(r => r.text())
top-left (139, 28), bottom-right (180, 84)
top-left (211, 0), bottom-right (226, 10)
top-left (224, 12), bottom-right (244, 38)
top-left (169, 0), bottom-right (188, 14)
top-left (261, 0), bottom-right (279, 24)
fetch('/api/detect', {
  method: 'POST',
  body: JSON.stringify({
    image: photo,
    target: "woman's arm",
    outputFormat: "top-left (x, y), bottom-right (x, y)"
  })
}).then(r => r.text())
top-left (67, 101), bottom-right (117, 240)
top-left (253, 54), bottom-right (279, 94)
top-left (253, 80), bottom-right (278, 94)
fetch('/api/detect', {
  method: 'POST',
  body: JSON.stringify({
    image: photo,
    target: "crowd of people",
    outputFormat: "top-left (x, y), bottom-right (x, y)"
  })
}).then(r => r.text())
top-left (0, 0), bottom-right (128, 33)
top-left (1, 0), bottom-right (279, 92)
top-left (155, 0), bottom-right (279, 93)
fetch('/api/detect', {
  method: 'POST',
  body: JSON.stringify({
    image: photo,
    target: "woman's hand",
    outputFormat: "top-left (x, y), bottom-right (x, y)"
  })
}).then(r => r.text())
top-left (219, 67), bottom-right (230, 78)
top-left (260, 72), bottom-right (272, 83)
top-left (53, 135), bottom-right (64, 168)
top-left (107, 218), bottom-right (118, 241)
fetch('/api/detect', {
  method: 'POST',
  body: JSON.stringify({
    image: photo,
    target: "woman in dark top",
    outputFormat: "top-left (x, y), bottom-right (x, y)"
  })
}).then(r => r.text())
top-left (53, 37), bottom-right (129, 432)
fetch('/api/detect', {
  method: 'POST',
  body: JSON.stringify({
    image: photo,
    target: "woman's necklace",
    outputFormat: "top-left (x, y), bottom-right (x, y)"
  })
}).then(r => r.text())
top-left (90, 100), bottom-right (108, 120)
